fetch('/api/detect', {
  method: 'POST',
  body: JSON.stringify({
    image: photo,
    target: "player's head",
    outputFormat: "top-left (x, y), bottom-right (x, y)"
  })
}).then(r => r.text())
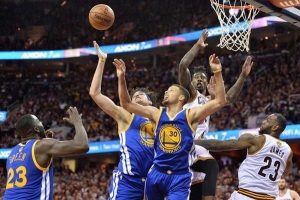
top-left (278, 178), bottom-right (287, 190)
top-left (162, 84), bottom-right (190, 106)
top-left (259, 113), bottom-right (287, 137)
top-left (16, 114), bottom-right (45, 139)
top-left (191, 67), bottom-right (208, 94)
top-left (131, 87), bottom-right (154, 106)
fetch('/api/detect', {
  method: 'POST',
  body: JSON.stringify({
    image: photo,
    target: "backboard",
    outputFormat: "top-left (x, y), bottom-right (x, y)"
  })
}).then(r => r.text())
top-left (243, 0), bottom-right (300, 27)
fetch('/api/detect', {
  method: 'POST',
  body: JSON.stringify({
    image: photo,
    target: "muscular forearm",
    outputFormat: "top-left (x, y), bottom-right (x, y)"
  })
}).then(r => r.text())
top-left (213, 71), bottom-right (226, 104)
top-left (118, 74), bottom-right (131, 108)
top-left (89, 59), bottom-right (105, 96)
top-left (195, 139), bottom-right (239, 152)
top-left (73, 123), bottom-right (89, 149)
top-left (178, 44), bottom-right (202, 87)
top-left (226, 74), bottom-right (247, 104)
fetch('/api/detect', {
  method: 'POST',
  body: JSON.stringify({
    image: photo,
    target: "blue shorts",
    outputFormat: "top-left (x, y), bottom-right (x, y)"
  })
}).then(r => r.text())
top-left (145, 166), bottom-right (192, 200)
top-left (109, 170), bottom-right (146, 200)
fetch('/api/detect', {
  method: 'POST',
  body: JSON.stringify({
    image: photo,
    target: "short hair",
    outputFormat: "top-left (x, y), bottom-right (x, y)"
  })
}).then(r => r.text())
top-left (172, 84), bottom-right (190, 104)
top-left (193, 66), bottom-right (207, 77)
top-left (16, 114), bottom-right (37, 137)
top-left (130, 87), bottom-right (157, 105)
top-left (273, 113), bottom-right (287, 133)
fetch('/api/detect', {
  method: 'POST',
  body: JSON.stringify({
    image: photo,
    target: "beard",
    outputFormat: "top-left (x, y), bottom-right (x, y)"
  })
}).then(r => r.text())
top-left (278, 185), bottom-right (286, 190)
top-left (258, 126), bottom-right (271, 135)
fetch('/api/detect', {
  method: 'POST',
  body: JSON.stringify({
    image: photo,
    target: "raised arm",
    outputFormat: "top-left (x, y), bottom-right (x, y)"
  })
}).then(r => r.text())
top-left (283, 151), bottom-right (293, 177)
top-left (226, 56), bottom-right (253, 103)
top-left (189, 54), bottom-right (226, 126)
top-left (194, 133), bottom-right (256, 152)
top-left (113, 59), bottom-right (159, 122)
top-left (208, 56), bottom-right (253, 102)
top-left (35, 107), bottom-right (89, 168)
top-left (89, 41), bottom-right (130, 121)
top-left (178, 30), bottom-right (208, 97)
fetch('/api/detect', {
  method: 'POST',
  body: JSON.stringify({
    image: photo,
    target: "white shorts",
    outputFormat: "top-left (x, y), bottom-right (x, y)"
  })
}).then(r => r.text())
top-left (193, 145), bottom-right (213, 160)
top-left (191, 171), bottom-right (206, 184)
top-left (229, 191), bottom-right (255, 200)
top-left (190, 145), bottom-right (213, 183)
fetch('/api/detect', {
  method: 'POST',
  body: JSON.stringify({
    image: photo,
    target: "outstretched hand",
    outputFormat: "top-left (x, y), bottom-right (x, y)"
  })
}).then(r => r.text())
top-left (241, 56), bottom-right (253, 77)
top-left (63, 107), bottom-right (82, 126)
top-left (93, 41), bottom-right (107, 60)
top-left (197, 29), bottom-right (208, 48)
top-left (113, 59), bottom-right (126, 77)
top-left (209, 54), bottom-right (222, 73)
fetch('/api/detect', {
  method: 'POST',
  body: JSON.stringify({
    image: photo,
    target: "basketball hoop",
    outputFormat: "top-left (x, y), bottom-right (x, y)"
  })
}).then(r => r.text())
top-left (210, 0), bottom-right (259, 52)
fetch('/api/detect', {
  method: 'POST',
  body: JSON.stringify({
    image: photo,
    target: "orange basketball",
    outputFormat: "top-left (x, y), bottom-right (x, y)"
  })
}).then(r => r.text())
top-left (89, 4), bottom-right (115, 31)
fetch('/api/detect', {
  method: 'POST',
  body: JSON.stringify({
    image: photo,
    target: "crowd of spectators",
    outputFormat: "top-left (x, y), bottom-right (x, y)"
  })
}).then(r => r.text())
top-left (1, 40), bottom-right (300, 147)
top-left (0, 0), bottom-right (215, 50)
top-left (1, 1), bottom-right (300, 199)
top-left (1, 158), bottom-right (300, 199)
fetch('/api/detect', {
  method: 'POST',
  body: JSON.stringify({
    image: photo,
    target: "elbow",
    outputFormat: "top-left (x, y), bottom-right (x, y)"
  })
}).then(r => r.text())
top-left (89, 90), bottom-right (96, 97)
top-left (79, 144), bottom-right (89, 153)
top-left (89, 90), bottom-right (101, 98)
top-left (179, 59), bottom-right (188, 70)
top-left (89, 90), bottom-right (97, 97)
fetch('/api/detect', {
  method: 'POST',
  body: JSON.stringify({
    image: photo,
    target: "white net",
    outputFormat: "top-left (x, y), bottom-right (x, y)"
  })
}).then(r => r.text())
top-left (210, 0), bottom-right (259, 52)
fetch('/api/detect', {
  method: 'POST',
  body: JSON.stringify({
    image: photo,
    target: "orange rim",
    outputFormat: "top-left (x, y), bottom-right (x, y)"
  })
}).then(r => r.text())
top-left (211, 0), bottom-right (256, 10)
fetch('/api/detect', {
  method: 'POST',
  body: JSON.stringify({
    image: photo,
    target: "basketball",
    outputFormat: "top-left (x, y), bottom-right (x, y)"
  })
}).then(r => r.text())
top-left (89, 4), bottom-right (115, 31)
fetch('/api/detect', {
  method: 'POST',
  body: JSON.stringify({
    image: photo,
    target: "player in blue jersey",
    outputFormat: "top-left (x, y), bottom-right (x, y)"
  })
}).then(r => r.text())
top-left (3, 106), bottom-right (89, 200)
top-left (89, 41), bottom-right (155, 200)
top-left (115, 53), bottom-right (226, 200)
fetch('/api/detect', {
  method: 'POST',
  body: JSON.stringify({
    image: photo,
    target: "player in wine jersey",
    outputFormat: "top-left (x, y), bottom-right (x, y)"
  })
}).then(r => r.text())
top-left (196, 113), bottom-right (293, 200)
top-left (178, 29), bottom-right (253, 200)
top-left (277, 178), bottom-right (300, 200)
top-left (116, 53), bottom-right (226, 200)
top-left (89, 42), bottom-right (155, 200)
top-left (3, 106), bottom-right (89, 200)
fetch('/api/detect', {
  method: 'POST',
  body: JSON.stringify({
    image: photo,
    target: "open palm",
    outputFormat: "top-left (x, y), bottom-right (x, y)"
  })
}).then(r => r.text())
top-left (112, 59), bottom-right (126, 77)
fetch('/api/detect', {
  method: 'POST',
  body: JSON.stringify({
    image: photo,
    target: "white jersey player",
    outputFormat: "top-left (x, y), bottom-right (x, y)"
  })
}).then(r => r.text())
top-left (178, 30), bottom-right (254, 200)
top-left (196, 113), bottom-right (293, 200)
top-left (277, 178), bottom-right (300, 200)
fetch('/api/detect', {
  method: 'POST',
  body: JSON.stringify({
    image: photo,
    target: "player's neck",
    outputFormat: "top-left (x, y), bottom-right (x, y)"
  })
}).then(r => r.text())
top-left (21, 135), bottom-right (38, 144)
top-left (270, 132), bottom-right (279, 138)
top-left (166, 104), bottom-right (183, 118)
top-left (279, 188), bottom-right (288, 196)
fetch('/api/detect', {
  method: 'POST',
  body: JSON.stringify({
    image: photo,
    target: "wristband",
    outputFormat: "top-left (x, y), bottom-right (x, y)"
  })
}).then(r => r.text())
top-left (212, 69), bottom-right (222, 73)
top-left (100, 58), bottom-right (106, 63)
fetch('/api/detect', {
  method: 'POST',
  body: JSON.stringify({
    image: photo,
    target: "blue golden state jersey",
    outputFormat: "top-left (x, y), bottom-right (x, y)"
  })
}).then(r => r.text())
top-left (153, 107), bottom-right (195, 172)
top-left (4, 139), bottom-right (53, 200)
top-left (118, 114), bottom-right (154, 177)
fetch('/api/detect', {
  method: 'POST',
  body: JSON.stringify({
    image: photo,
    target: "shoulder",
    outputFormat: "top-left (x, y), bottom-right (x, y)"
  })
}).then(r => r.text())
top-left (34, 138), bottom-right (56, 153)
top-left (239, 133), bottom-right (266, 146)
top-left (290, 189), bottom-right (300, 198)
top-left (239, 133), bottom-right (260, 142)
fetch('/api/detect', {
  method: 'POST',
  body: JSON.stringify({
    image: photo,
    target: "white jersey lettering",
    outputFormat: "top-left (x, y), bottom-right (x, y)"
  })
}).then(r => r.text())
top-left (238, 134), bottom-right (292, 197)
